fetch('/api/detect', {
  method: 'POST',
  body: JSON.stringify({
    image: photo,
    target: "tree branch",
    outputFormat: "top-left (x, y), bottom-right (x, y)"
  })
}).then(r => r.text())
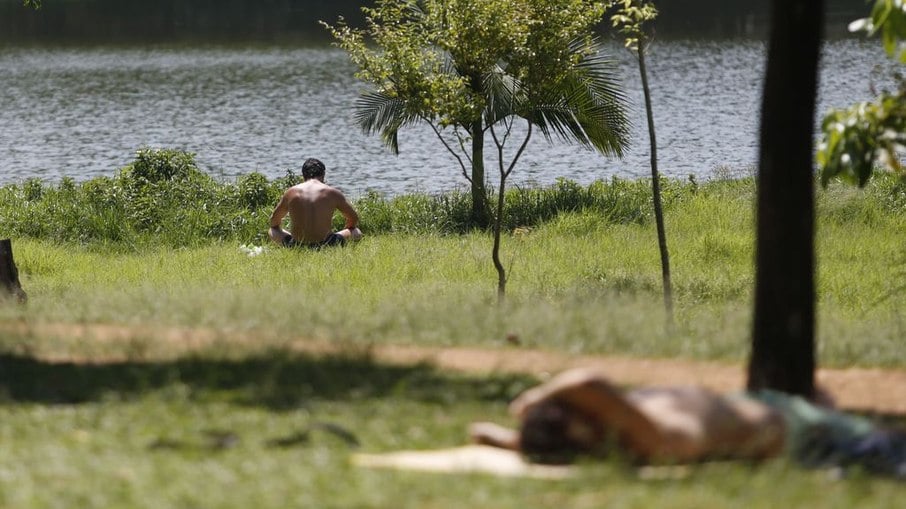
top-left (423, 116), bottom-right (472, 184)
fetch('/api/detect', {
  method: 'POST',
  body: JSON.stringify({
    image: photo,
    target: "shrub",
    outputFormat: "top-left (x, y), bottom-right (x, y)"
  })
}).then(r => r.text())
top-left (0, 149), bottom-right (752, 248)
top-left (238, 172), bottom-right (271, 210)
top-left (123, 147), bottom-right (201, 184)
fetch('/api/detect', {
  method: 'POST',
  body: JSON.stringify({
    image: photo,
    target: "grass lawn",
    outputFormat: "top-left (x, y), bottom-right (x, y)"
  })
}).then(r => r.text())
top-left (2, 351), bottom-right (905, 509)
top-left (1, 178), bottom-right (903, 367)
top-left (0, 177), bottom-right (904, 507)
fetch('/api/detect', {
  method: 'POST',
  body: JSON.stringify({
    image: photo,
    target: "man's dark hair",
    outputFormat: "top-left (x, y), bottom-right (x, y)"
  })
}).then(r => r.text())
top-left (519, 400), bottom-right (600, 464)
top-left (302, 158), bottom-right (326, 180)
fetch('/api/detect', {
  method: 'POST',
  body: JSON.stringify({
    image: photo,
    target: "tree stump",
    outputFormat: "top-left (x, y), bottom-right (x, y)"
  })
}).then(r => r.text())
top-left (0, 239), bottom-right (27, 303)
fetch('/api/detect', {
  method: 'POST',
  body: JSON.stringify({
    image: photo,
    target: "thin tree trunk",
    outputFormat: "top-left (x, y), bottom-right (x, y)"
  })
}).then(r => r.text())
top-left (638, 42), bottom-right (674, 331)
top-left (747, 0), bottom-right (824, 397)
top-left (492, 175), bottom-right (507, 304)
top-left (471, 119), bottom-right (488, 227)
top-left (0, 239), bottom-right (27, 303)
top-left (491, 123), bottom-right (532, 306)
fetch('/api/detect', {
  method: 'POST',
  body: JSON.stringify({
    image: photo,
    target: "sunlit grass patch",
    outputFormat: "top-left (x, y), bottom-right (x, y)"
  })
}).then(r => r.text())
top-left (0, 351), bottom-right (904, 509)
top-left (0, 171), bottom-right (905, 507)
top-left (0, 171), bottom-right (903, 367)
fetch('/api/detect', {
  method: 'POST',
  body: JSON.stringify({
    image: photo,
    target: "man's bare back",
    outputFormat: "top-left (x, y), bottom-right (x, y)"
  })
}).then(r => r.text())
top-left (469, 367), bottom-right (906, 479)
top-left (268, 158), bottom-right (362, 247)
top-left (470, 367), bottom-right (785, 464)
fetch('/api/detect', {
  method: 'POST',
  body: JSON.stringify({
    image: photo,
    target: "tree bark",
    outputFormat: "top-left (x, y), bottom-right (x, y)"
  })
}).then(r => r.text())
top-left (638, 39), bottom-right (674, 333)
top-left (0, 239), bottom-right (27, 303)
top-left (492, 174), bottom-right (507, 305)
top-left (470, 119), bottom-right (489, 228)
top-left (747, 0), bottom-right (824, 397)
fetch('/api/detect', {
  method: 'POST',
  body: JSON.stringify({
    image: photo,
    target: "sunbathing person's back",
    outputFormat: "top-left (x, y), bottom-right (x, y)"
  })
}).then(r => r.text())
top-left (471, 367), bottom-right (906, 481)
top-left (472, 367), bottom-right (785, 464)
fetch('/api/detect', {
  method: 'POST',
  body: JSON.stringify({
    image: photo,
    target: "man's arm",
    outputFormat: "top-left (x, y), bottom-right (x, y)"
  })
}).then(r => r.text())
top-left (337, 197), bottom-right (359, 231)
top-left (334, 191), bottom-right (359, 231)
top-left (268, 192), bottom-right (291, 245)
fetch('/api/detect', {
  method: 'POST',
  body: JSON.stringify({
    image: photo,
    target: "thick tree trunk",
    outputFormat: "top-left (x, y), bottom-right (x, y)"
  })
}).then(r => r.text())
top-left (0, 239), bottom-right (27, 303)
top-left (747, 0), bottom-right (824, 397)
top-left (638, 41), bottom-right (674, 332)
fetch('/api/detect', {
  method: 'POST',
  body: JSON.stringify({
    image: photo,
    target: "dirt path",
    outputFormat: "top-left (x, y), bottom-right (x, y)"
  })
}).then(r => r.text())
top-left (3, 320), bottom-right (905, 415)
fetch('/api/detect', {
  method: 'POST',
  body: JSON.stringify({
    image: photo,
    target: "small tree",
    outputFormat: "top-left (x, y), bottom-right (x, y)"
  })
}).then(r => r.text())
top-left (817, 0), bottom-right (904, 186)
top-left (325, 0), bottom-right (631, 302)
top-left (324, 0), bottom-right (630, 230)
top-left (609, 0), bottom-right (673, 330)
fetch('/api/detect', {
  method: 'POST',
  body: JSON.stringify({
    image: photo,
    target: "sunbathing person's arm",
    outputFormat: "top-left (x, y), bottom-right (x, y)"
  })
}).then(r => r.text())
top-left (469, 422), bottom-right (520, 450)
top-left (510, 369), bottom-right (667, 461)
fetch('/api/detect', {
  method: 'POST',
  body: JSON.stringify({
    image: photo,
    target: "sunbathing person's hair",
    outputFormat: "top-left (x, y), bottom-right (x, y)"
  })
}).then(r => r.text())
top-left (518, 400), bottom-right (605, 464)
top-left (302, 158), bottom-right (326, 180)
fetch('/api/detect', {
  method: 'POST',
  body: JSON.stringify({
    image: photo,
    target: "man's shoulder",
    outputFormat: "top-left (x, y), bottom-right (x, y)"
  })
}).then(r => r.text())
top-left (323, 184), bottom-right (349, 200)
top-left (283, 185), bottom-right (305, 198)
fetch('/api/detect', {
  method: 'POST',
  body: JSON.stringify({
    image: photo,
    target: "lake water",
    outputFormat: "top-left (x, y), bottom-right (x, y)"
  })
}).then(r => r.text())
top-left (0, 38), bottom-right (896, 196)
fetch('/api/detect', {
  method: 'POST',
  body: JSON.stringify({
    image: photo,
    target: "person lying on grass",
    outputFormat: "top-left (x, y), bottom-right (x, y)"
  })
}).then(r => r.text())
top-left (470, 367), bottom-right (906, 478)
top-left (269, 158), bottom-right (363, 249)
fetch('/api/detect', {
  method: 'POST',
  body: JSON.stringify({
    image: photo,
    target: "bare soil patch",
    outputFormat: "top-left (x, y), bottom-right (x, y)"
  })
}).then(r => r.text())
top-left (3, 320), bottom-right (905, 415)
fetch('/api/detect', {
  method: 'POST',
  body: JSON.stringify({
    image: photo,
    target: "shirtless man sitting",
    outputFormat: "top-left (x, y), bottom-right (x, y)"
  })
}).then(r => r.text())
top-left (268, 158), bottom-right (363, 249)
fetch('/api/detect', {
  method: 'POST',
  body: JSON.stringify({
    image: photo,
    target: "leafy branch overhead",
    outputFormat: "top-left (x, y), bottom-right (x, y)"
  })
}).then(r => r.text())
top-left (850, 0), bottom-right (906, 63)
top-left (818, 0), bottom-right (905, 186)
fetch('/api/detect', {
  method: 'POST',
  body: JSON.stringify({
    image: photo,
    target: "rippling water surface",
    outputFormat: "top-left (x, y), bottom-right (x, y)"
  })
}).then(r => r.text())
top-left (0, 39), bottom-right (895, 196)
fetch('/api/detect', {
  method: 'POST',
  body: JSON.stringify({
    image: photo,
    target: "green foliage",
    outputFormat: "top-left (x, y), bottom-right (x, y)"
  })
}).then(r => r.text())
top-left (354, 178), bottom-right (676, 235)
top-left (0, 149), bottom-right (265, 247)
top-left (850, 0), bottom-right (906, 62)
top-left (0, 149), bottom-right (691, 248)
top-left (2, 177), bottom-right (904, 367)
top-left (324, 0), bottom-right (630, 198)
top-left (818, 85), bottom-right (905, 186)
top-left (503, 177), bottom-right (663, 227)
top-left (237, 172), bottom-right (272, 210)
top-left (6, 156), bottom-right (906, 251)
top-left (607, 0), bottom-right (658, 50)
top-left (122, 147), bottom-right (201, 184)
top-left (355, 189), bottom-right (472, 234)
top-left (819, 0), bottom-right (905, 186)
top-left (326, 0), bottom-right (620, 131)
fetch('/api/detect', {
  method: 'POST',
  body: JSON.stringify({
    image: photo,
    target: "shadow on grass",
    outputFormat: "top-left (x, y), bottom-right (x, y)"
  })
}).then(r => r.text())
top-left (0, 350), bottom-right (537, 410)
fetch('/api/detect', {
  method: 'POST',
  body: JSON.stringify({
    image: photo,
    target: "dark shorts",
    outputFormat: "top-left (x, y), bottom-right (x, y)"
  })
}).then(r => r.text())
top-left (282, 232), bottom-right (347, 249)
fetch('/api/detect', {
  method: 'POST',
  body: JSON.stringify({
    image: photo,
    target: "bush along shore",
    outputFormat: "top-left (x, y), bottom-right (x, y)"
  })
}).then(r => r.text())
top-left (0, 148), bottom-right (716, 249)
top-left (2, 149), bottom-right (905, 250)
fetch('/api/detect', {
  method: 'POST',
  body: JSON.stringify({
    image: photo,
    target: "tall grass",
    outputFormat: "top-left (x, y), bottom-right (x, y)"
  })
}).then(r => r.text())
top-left (4, 150), bottom-right (901, 250)
top-left (0, 166), bottom-right (903, 367)
top-left (0, 151), bottom-right (904, 508)
top-left (0, 149), bottom-right (694, 247)
top-left (1, 148), bottom-right (904, 367)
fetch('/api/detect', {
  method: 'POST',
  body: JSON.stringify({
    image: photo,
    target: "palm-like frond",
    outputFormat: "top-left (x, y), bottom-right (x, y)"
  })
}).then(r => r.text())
top-left (355, 90), bottom-right (423, 154)
top-left (494, 38), bottom-right (631, 158)
top-left (483, 64), bottom-right (524, 127)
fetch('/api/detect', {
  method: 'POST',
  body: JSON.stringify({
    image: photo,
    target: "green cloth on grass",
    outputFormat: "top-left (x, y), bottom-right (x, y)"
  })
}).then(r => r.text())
top-left (748, 390), bottom-right (876, 466)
